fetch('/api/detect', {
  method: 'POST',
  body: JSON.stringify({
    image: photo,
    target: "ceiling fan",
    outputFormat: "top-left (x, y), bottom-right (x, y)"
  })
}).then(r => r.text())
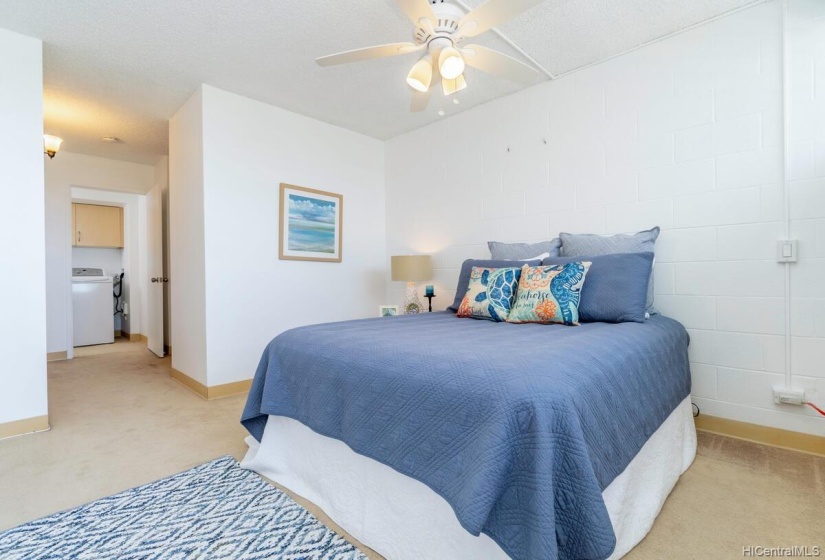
top-left (316, 0), bottom-right (548, 112)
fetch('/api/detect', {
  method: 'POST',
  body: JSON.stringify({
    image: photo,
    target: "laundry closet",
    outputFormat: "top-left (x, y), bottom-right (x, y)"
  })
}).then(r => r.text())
top-left (71, 202), bottom-right (126, 347)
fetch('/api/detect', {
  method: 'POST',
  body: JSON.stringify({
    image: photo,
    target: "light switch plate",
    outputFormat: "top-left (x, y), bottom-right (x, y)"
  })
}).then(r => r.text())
top-left (776, 240), bottom-right (798, 263)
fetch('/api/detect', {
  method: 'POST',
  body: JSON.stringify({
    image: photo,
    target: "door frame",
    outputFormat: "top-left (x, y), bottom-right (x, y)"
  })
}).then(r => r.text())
top-left (64, 186), bottom-right (147, 355)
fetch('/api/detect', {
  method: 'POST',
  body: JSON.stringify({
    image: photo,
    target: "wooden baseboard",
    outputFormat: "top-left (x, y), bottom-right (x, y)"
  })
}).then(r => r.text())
top-left (170, 368), bottom-right (252, 400)
top-left (171, 367), bottom-right (208, 399)
top-left (47, 351), bottom-right (68, 362)
top-left (0, 415), bottom-right (50, 440)
top-left (121, 331), bottom-right (147, 342)
top-left (114, 330), bottom-right (122, 338)
top-left (208, 379), bottom-right (253, 399)
top-left (695, 415), bottom-right (825, 457)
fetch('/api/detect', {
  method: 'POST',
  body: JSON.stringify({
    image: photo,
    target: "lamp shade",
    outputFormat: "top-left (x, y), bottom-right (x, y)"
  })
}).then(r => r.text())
top-left (439, 47), bottom-right (465, 80)
top-left (391, 255), bottom-right (432, 282)
top-left (407, 55), bottom-right (433, 93)
top-left (442, 74), bottom-right (467, 96)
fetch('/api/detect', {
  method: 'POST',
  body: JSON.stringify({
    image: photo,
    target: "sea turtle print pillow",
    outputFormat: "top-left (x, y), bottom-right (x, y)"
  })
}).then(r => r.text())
top-left (507, 262), bottom-right (591, 326)
top-left (457, 267), bottom-right (522, 322)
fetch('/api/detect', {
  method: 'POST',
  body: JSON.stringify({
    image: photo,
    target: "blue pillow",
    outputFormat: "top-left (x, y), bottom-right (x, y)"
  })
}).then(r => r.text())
top-left (541, 252), bottom-right (654, 323)
top-left (449, 258), bottom-right (542, 311)
top-left (559, 227), bottom-right (659, 313)
top-left (488, 239), bottom-right (561, 259)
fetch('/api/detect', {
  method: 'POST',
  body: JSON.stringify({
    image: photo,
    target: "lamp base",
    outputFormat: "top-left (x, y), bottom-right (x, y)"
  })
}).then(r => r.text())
top-left (403, 282), bottom-right (424, 314)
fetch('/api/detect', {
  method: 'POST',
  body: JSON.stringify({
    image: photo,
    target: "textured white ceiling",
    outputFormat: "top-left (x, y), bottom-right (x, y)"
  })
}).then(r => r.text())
top-left (0, 0), bottom-right (762, 165)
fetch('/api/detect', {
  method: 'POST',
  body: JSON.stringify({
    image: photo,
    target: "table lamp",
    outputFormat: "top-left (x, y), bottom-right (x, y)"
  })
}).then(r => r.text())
top-left (391, 255), bottom-right (432, 314)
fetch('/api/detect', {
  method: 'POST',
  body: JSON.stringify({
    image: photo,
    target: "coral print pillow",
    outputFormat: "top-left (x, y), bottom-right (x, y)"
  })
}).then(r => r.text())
top-left (457, 267), bottom-right (522, 322)
top-left (508, 262), bottom-right (592, 326)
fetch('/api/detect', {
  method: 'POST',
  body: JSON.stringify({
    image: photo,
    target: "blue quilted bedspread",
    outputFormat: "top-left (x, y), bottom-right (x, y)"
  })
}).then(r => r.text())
top-left (242, 312), bottom-right (691, 560)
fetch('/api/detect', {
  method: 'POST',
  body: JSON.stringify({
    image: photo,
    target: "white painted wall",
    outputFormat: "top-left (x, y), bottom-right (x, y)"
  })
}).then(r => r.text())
top-left (45, 151), bottom-right (155, 353)
top-left (0, 28), bottom-right (47, 425)
top-left (385, 1), bottom-right (825, 435)
top-left (169, 87), bottom-right (207, 384)
top-left (168, 85), bottom-right (386, 386)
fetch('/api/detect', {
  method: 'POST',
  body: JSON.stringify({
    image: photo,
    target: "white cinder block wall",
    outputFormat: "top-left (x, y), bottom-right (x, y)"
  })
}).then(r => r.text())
top-left (787, 1), bottom-right (825, 420)
top-left (385, 1), bottom-right (825, 436)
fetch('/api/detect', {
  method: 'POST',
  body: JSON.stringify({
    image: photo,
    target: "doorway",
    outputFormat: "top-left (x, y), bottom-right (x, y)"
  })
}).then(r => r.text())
top-left (67, 186), bottom-right (165, 358)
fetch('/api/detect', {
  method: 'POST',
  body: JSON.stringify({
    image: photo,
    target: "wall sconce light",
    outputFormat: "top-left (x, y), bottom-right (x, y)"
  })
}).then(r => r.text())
top-left (43, 135), bottom-right (63, 159)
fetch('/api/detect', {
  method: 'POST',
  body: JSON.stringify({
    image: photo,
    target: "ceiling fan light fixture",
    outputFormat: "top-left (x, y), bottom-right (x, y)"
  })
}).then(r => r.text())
top-left (442, 74), bottom-right (467, 96)
top-left (315, 0), bottom-right (550, 114)
top-left (406, 55), bottom-right (433, 93)
top-left (439, 47), bottom-right (465, 80)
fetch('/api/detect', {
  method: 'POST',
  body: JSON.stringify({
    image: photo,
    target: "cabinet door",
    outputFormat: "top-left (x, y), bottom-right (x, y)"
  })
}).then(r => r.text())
top-left (75, 204), bottom-right (124, 248)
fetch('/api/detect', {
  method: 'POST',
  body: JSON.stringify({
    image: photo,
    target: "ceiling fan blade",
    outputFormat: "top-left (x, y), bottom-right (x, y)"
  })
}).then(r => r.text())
top-left (410, 88), bottom-right (433, 112)
top-left (461, 45), bottom-right (539, 85)
top-left (396, 0), bottom-right (438, 27)
top-left (316, 42), bottom-right (423, 67)
top-left (458, 0), bottom-right (547, 38)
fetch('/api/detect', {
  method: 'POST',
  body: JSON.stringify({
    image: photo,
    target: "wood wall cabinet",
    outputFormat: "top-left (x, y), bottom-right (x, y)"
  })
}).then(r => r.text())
top-left (72, 203), bottom-right (124, 248)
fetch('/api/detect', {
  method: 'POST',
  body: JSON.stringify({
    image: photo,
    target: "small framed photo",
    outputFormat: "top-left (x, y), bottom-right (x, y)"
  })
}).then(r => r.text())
top-left (379, 305), bottom-right (399, 317)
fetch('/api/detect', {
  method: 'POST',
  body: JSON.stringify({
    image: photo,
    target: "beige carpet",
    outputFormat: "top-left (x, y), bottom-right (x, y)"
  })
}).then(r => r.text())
top-left (0, 343), bottom-right (822, 559)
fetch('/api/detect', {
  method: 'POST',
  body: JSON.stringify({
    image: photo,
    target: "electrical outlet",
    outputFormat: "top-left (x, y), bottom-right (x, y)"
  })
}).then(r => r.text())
top-left (772, 386), bottom-right (804, 406)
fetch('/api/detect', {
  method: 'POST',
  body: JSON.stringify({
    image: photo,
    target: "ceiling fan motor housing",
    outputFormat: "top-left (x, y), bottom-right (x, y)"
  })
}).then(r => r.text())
top-left (414, 1), bottom-right (465, 49)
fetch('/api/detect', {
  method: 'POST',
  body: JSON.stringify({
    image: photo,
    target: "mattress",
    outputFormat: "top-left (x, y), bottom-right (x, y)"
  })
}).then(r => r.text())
top-left (242, 312), bottom-right (692, 558)
top-left (242, 396), bottom-right (697, 560)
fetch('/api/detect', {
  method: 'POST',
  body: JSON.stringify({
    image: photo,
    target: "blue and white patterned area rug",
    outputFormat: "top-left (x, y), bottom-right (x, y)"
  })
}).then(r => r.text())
top-left (0, 456), bottom-right (368, 560)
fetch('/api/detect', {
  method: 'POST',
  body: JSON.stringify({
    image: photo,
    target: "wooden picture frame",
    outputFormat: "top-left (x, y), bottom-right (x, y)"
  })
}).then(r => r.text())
top-left (279, 183), bottom-right (343, 263)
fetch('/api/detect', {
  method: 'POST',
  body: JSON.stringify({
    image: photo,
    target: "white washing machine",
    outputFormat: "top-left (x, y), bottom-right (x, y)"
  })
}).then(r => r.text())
top-left (72, 268), bottom-right (115, 347)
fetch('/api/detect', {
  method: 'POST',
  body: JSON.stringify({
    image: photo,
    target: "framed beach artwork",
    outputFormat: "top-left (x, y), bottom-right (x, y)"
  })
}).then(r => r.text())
top-left (279, 183), bottom-right (343, 263)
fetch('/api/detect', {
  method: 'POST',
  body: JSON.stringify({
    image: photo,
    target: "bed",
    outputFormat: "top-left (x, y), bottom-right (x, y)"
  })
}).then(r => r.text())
top-left (241, 311), bottom-right (695, 560)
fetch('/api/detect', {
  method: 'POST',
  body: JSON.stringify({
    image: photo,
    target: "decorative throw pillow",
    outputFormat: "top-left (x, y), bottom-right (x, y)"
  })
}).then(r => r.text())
top-left (507, 262), bottom-right (591, 325)
top-left (559, 227), bottom-right (659, 314)
top-left (488, 239), bottom-right (562, 260)
top-left (449, 258), bottom-right (542, 311)
top-left (457, 267), bottom-right (522, 322)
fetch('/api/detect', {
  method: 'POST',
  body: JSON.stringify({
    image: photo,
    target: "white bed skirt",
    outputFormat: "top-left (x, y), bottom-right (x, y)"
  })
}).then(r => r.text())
top-left (242, 396), bottom-right (696, 560)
